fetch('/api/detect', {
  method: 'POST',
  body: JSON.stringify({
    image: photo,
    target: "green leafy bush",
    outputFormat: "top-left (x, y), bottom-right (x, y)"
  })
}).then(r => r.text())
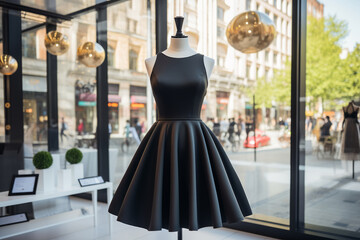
top-left (66, 148), bottom-right (83, 164)
top-left (33, 151), bottom-right (53, 169)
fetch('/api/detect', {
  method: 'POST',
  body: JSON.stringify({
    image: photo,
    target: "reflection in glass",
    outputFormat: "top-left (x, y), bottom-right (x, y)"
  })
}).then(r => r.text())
top-left (305, 0), bottom-right (360, 234)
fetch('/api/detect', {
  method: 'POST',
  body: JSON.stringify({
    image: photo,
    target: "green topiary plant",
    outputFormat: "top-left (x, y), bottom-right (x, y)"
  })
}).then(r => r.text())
top-left (33, 151), bottom-right (53, 169)
top-left (66, 148), bottom-right (83, 164)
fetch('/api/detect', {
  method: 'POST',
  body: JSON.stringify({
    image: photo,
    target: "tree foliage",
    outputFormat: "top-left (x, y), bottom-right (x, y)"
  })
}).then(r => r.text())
top-left (249, 15), bottom-right (358, 112)
top-left (306, 16), bottom-right (348, 106)
top-left (341, 44), bottom-right (360, 101)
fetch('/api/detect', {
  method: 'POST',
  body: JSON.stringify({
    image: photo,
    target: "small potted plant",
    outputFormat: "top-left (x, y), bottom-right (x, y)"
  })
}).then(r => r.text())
top-left (66, 148), bottom-right (84, 185)
top-left (33, 151), bottom-right (54, 192)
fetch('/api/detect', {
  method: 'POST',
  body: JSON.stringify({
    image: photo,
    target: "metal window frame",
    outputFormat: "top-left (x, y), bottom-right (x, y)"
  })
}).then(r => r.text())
top-left (1, 0), bottom-right (359, 239)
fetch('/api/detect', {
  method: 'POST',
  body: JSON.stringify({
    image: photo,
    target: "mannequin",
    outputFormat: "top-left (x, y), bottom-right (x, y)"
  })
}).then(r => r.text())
top-left (109, 16), bottom-right (252, 239)
top-left (340, 100), bottom-right (360, 179)
top-left (145, 17), bottom-right (214, 240)
top-left (145, 16), bottom-right (214, 80)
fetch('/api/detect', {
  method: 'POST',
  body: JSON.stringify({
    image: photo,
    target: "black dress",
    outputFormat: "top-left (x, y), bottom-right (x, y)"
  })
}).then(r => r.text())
top-left (340, 104), bottom-right (360, 160)
top-left (108, 52), bottom-right (252, 232)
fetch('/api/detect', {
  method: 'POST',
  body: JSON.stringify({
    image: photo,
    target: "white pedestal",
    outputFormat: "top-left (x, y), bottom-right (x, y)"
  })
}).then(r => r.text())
top-left (18, 169), bottom-right (33, 175)
top-left (34, 168), bottom-right (55, 193)
top-left (68, 163), bottom-right (84, 186)
top-left (57, 169), bottom-right (72, 190)
top-left (51, 154), bottom-right (61, 186)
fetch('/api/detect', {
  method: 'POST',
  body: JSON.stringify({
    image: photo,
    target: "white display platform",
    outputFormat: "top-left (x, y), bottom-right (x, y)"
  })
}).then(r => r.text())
top-left (0, 182), bottom-right (113, 240)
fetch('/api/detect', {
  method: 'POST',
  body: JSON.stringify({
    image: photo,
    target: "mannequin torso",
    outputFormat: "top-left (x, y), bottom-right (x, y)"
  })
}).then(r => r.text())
top-left (145, 38), bottom-right (215, 80)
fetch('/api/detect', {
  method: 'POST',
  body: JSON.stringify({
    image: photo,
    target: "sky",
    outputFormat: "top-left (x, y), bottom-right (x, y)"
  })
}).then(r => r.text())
top-left (319, 0), bottom-right (360, 51)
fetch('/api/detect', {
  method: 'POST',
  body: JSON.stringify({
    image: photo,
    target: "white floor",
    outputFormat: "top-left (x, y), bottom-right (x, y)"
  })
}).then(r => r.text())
top-left (7, 197), bottom-right (277, 240)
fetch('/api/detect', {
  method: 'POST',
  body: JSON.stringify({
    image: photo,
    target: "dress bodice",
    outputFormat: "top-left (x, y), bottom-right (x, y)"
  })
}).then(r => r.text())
top-left (343, 106), bottom-right (359, 120)
top-left (150, 53), bottom-right (208, 120)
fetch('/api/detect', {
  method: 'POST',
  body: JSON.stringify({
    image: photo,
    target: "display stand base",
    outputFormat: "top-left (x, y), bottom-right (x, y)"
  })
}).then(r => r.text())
top-left (353, 160), bottom-right (355, 179)
top-left (178, 228), bottom-right (182, 240)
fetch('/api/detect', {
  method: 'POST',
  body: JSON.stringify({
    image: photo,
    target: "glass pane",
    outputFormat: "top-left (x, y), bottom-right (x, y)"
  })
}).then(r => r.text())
top-left (305, 0), bottom-right (360, 234)
top-left (6, 0), bottom-right (107, 15)
top-left (22, 18), bottom-right (48, 157)
top-left (168, 0), bottom-right (292, 224)
top-left (108, 0), bottom-right (156, 186)
top-left (57, 11), bottom-right (98, 176)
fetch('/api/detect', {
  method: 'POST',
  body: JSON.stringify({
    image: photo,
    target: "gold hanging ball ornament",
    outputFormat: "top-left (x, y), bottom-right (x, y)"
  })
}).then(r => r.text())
top-left (77, 42), bottom-right (105, 68)
top-left (226, 11), bottom-right (276, 54)
top-left (44, 31), bottom-right (70, 56)
top-left (0, 55), bottom-right (18, 75)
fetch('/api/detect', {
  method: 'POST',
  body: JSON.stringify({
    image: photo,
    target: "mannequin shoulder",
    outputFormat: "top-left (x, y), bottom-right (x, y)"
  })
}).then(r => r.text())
top-left (203, 55), bottom-right (215, 66)
top-left (145, 55), bottom-right (157, 69)
top-left (202, 55), bottom-right (215, 78)
top-left (145, 55), bottom-right (157, 76)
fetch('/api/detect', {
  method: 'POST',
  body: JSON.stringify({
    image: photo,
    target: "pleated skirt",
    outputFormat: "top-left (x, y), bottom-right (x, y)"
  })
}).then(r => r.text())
top-left (108, 120), bottom-right (252, 232)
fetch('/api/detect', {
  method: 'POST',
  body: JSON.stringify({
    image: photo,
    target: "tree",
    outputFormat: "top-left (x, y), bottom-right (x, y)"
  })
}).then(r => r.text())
top-left (341, 44), bottom-right (360, 101)
top-left (250, 16), bottom-right (349, 112)
top-left (306, 16), bottom-right (348, 109)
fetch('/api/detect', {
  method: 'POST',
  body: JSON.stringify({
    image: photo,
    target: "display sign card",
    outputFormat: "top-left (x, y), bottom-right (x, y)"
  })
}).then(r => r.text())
top-left (78, 176), bottom-right (105, 187)
top-left (8, 174), bottom-right (39, 196)
top-left (0, 213), bottom-right (29, 227)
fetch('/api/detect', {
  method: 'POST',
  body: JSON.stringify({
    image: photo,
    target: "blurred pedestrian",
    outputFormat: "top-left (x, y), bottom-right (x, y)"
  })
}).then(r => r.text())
top-left (320, 116), bottom-right (332, 142)
top-left (228, 118), bottom-right (237, 143)
top-left (135, 119), bottom-right (142, 140)
top-left (213, 118), bottom-right (221, 139)
top-left (245, 116), bottom-right (253, 141)
top-left (206, 117), bottom-right (214, 129)
top-left (60, 117), bottom-right (68, 142)
top-left (77, 118), bottom-right (84, 135)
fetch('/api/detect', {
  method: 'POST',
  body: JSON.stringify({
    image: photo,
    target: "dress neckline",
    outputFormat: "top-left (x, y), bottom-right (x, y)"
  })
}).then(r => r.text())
top-left (160, 52), bottom-right (199, 59)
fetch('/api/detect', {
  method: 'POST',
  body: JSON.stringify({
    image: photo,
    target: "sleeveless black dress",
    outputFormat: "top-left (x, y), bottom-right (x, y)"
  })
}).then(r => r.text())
top-left (340, 105), bottom-right (360, 160)
top-left (108, 52), bottom-right (252, 232)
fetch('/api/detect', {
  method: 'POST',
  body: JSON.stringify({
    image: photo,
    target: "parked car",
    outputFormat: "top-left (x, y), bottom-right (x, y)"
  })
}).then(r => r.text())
top-left (243, 129), bottom-right (271, 148)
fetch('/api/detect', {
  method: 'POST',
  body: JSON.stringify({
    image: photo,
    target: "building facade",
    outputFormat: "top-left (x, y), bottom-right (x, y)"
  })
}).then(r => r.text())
top-left (15, 0), bottom-right (324, 145)
top-left (17, 1), bottom-right (155, 145)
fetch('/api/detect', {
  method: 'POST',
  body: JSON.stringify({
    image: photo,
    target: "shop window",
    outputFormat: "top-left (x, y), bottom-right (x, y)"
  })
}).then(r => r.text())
top-left (274, 52), bottom-right (278, 65)
top-left (246, 65), bottom-right (251, 79)
top-left (129, 49), bottom-right (138, 71)
top-left (108, 84), bottom-right (120, 133)
top-left (130, 85), bottom-right (147, 128)
top-left (217, 6), bottom-right (224, 20)
top-left (217, 55), bottom-right (225, 67)
top-left (216, 91), bottom-right (230, 119)
top-left (274, 15), bottom-right (278, 28)
top-left (265, 51), bottom-right (270, 63)
top-left (127, 18), bottom-right (137, 33)
top-left (217, 26), bottom-right (225, 38)
top-left (184, 11), bottom-right (189, 26)
top-left (108, 45), bottom-right (115, 67)
top-left (246, 0), bottom-right (251, 10)
top-left (282, 0), bottom-right (287, 12)
top-left (22, 31), bottom-right (37, 59)
top-left (265, 69), bottom-right (270, 81)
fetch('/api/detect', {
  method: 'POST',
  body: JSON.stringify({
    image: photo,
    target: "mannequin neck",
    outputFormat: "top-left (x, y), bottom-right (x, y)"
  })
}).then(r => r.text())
top-left (169, 37), bottom-right (191, 51)
top-left (163, 38), bottom-right (196, 57)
